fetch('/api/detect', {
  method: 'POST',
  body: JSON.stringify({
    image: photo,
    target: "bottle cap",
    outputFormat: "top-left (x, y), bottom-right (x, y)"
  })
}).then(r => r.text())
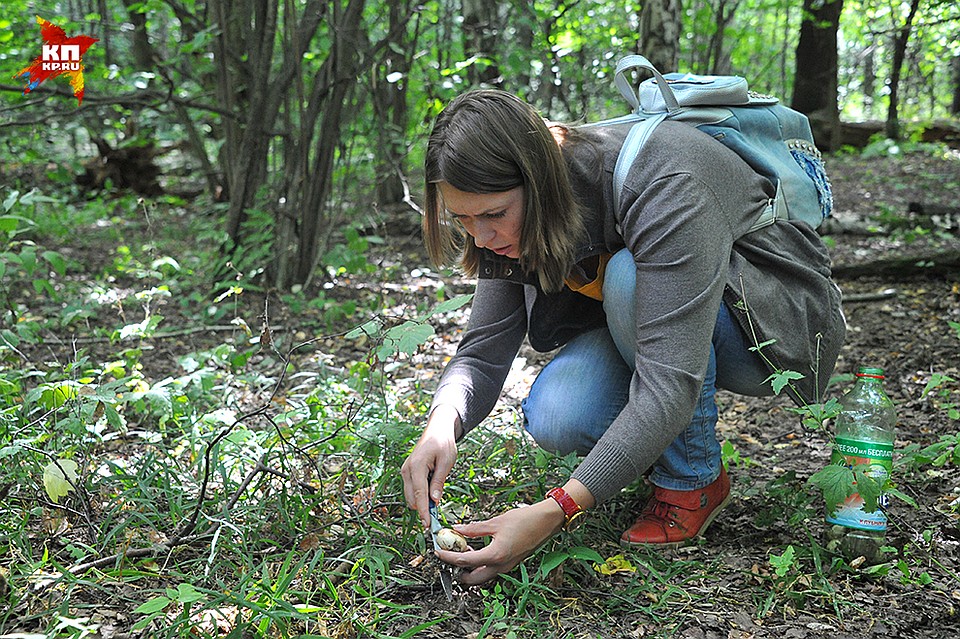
top-left (856, 366), bottom-right (885, 379)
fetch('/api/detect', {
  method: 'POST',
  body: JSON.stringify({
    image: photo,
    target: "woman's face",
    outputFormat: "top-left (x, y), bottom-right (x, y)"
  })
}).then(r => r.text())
top-left (438, 182), bottom-right (524, 259)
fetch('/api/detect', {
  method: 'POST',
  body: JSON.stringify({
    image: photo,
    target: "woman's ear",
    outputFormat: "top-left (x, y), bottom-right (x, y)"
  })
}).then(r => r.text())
top-left (548, 123), bottom-right (568, 147)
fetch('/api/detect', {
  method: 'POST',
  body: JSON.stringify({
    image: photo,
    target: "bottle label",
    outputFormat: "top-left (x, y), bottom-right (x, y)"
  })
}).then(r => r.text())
top-left (825, 436), bottom-right (893, 532)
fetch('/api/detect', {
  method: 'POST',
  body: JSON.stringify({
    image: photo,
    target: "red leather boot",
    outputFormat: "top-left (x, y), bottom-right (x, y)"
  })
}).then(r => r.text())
top-left (621, 466), bottom-right (731, 547)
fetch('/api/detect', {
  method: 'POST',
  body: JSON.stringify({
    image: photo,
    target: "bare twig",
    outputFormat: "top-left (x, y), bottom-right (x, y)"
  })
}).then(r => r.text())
top-left (0, 83), bottom-right (238, 123)
top-left (172, 309), bottom-right (360, 541)
top-left (833, 250), bottom-right (960, 278)
top-left (171, 407), bottom-right (271, 541)
top-left (63, 532), bottom-right (209, 576)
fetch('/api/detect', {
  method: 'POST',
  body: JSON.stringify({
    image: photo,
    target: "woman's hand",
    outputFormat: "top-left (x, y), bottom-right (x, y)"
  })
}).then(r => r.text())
top-left (436, 499), bottom-right (566, 585)
top-left (401, 404), bottom-right (462, 528)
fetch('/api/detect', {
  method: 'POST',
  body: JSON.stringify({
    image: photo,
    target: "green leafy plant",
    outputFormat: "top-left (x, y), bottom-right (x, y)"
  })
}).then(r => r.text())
top-left (901, 433), bottom-right (960, 470)
top-left (538, 545), bottom-right (604, 580)
top-left (0, 191), bottom-right (70, 351)
top-left (898, 366), bottom-right (960, 472)
top-left (133, 583), bottom-right (207, 631)
top-left (769, 544), bottom-right (798, 579)
top-left (921, 371), bottom-right (959, 421)
top-left (808, 463), bottom-right (883, 516)
top-left (346, 293), bottom-right (473, 362)
top-left (323, 226), bottom-right (382, 277)
top-left (786, 396), bottom-right (843, 432)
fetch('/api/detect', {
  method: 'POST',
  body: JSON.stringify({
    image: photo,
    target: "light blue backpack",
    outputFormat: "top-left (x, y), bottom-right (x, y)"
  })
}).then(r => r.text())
top-left (594, 55), bottom-right (832, 232)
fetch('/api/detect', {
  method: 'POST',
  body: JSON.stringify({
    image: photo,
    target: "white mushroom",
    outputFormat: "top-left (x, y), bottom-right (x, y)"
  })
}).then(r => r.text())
top-left (436, 528), bottom-right (469, 552)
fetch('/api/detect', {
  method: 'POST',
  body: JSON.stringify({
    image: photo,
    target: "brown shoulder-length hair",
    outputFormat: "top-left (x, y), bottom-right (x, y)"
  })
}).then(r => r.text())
top-left (422, 89), bottom-right (585, 293)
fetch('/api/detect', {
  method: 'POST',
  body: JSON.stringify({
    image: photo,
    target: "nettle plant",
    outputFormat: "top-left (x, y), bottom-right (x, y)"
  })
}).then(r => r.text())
top-left (346, 293), bottom-right (473, 362)
top-left (765, 366), bottom-right (921, 539)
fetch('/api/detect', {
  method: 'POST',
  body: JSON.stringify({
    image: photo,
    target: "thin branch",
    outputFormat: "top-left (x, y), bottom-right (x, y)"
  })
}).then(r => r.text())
top-left (65, 534), bottom-right (208, 575)
top-left (843, 289), bottom-right (899, 303)
top-left (0, 83), bottom-right (238, 123)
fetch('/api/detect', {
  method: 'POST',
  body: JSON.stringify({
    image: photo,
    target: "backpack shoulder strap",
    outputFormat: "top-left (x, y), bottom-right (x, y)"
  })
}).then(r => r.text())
top-left (612, 113), bottom-right (786, 234)
top-left (612, 113), bottom-right (668, 213)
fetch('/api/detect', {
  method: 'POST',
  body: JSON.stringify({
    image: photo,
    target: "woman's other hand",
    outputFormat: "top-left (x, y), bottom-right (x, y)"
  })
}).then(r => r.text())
top-left (401, 404), bottom-right (462, 528)
top-left (437, 499), bottom-right (566, 585)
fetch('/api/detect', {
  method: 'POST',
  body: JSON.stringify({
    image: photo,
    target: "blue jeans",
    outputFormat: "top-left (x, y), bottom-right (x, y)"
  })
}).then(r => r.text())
top-left (522, 248), bottom-right (772, 491)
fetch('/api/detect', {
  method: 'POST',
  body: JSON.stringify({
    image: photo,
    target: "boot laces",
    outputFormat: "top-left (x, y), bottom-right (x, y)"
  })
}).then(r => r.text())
top-left (643, 498), bottom-right (681, 527)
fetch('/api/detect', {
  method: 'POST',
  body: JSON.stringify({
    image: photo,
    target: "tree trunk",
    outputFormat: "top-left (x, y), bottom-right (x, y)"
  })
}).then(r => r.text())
top-left (516, 3), bottom-right (536, 91)
top-left (120, 0), bottom-right (152, 69)
top-left (215, 0), bottom-right (280, 243)
top-left (706, 0), bottom-right (739, 74)
top-left (953, 45), bottom-right (960, 116)
top-left (462, 0), bottom-right (501, 85)
top-left (372, 2), bottom-right (415, 207)
top-left (638, 0), bottom-right (682, 72)
top-left (122, 0), bottom-right (221, 199)
top-left (534, 12), bottom-right (557, 109)
top-left (212, 0), bottom-right (325, 245)
top-left (862, 42), bottom-right (877, 117)
top-left (791, 0), bottom-right (844, 151)
top-left (436, 0), bottom-right (456, 85)
top-left (833, 249), bottom-right (960, 279)
top-left (291, 0), bottom-right (367, 287)
top-left (778, 1), bottom-right (790, 96)
top-left (885, 0), bottom-right (921, 140)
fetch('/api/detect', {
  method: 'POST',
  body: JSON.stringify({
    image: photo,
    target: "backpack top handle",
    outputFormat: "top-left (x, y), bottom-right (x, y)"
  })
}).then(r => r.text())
top-left (614, 54), bottom-right (680, 114)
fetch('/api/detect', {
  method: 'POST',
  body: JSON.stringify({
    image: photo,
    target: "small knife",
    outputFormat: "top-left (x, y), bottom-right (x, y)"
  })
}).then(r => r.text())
top-left (428, 498), bottom-right (454, 601)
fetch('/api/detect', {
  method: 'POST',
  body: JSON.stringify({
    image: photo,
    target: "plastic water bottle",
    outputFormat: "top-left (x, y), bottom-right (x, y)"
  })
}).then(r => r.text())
top-left (823, 366), bottom-right (897, 563)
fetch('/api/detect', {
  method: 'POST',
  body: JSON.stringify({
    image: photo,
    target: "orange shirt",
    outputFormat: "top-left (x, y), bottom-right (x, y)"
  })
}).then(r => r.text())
top-left (564, 253), bottom-right (612, 301)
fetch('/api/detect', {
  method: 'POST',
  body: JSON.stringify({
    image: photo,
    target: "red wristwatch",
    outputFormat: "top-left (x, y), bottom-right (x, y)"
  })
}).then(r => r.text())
top-left (547, 487), bottom-right (585, 531)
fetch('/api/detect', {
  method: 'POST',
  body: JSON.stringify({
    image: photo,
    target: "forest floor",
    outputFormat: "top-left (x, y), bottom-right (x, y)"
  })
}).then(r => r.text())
top-left (4, 143), bottom-right (960, 638)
